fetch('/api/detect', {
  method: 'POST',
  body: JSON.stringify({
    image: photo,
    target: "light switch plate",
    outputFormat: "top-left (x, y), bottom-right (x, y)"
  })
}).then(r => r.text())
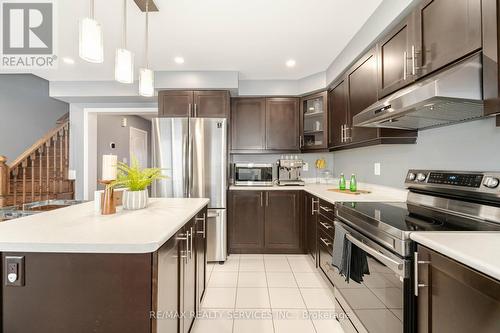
top-left (374, 163), bottom-right (381, 176)
top-left (4, 256), bottom-right (24, 287)
top-left (303, 162), bottom-right (309, 172)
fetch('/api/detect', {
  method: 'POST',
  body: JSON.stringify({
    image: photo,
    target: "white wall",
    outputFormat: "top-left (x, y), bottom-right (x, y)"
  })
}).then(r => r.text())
top-left (331, 117), bottom-right (500, 188)
top-left (69, 106), bottom-right (157, 200)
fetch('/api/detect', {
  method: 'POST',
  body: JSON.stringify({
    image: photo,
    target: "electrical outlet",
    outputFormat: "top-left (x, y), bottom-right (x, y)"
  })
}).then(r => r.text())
top-left (303, 162), bottom-right (309, 172)
top-left (374, 163), bottom-right (381, 176)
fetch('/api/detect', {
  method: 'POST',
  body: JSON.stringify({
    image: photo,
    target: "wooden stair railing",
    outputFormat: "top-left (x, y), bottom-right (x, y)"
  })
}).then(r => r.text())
top-left (0, 117), bottom-right (74, 208)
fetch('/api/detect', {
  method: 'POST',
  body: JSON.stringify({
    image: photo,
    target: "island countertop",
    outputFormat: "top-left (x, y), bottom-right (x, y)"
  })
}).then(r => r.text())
top-left (0, 198), bottom-right (209, 254)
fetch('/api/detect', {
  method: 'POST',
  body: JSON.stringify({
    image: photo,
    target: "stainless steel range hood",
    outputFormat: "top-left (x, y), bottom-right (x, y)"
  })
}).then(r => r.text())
top-left (353, 53), bottom-right (484, 130)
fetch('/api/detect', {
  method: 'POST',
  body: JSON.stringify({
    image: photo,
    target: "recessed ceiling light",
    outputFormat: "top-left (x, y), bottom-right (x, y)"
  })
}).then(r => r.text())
top-left (174, 57), bottom-right (185, 64)
top-left (286, 59), bottom-right (296, 67)
top-left (62, 57), bottom-right (75, 65)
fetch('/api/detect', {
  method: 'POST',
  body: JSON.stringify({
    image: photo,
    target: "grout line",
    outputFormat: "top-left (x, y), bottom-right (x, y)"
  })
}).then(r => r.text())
top-left (263, 255), bottom-right (277, 333)
top-left (231, 255), bottom-right (241, 333)
top-left (287, 256), bottom-right (319, 333)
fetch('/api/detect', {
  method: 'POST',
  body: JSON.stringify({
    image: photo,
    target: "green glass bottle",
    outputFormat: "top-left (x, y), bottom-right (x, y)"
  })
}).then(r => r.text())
top-left (350, 174), bottom-right (357, 192)
top-left (339, 173), bottom-right (346, 190)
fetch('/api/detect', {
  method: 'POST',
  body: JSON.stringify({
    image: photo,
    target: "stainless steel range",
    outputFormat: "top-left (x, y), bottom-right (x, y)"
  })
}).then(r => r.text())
top-left (333, 170), bottom-right (500, 333)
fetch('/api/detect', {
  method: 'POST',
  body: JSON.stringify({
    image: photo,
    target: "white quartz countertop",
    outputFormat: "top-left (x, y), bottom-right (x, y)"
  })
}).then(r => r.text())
top-left (0, 198), bottom-right (209, 254)
top-left (229, 183), bottom-right (408, 203)
top-left (411, 232), bottom-right (500, 281)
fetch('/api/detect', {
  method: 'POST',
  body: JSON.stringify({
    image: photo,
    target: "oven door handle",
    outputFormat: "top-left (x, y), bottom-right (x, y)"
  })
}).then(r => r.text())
top-left (346, 233), bottom-right (403, 272)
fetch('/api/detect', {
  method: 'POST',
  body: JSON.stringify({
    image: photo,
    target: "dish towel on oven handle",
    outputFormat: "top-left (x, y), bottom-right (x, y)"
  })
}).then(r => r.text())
top-left (332, 222), bottom-right (370, 283)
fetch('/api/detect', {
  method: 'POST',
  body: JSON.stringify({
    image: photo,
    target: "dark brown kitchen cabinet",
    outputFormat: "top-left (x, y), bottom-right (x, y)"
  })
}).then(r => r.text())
top-left (416, 245), bottom-right (500, 333)
top-left (377, 14), bottom-right (418, 97)
top-left (300, 91), bottom-right (328, 151)
top-left (265, 98), bottom-right (300, 151)
top-left (230, 97), bottom-right (300, 153)
top-left (194, 210), bottom-right (207, 311)
top-left (229, 190), bottom-right (304, 253)
top-left (264, 191), bottom-right (301, 251)
top-left (228, 190), bottom-right (265, 251)
top-left (158, 90), bottom-right (229, 118)
top-left (328, 79), bottom-right (348, 148)
top-left (193, 91), bottom-right (229, 118)
top-left (304, 192), bottom-right (318, 264)
top-left (1, 206), bottom-right (209, 333)
top-left (346, 47), bottom-right (380, 144)
top-left (230, 98), bottom-right (267, 151)
top-left (181, 220), bottom-right (196, 333)
top-left (413, 0), bottom-right (482, 78)
top-left (158, 90), bottom-right (193, 117)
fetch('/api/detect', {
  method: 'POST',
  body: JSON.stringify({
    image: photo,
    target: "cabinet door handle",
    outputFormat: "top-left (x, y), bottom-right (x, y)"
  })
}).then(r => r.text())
top-left (340, 125), bottom-right (344, 143)
top-left (320, 206), bottom-right (333, 213)
top-left (194, 104), bottom-right (198, 117)
top-left (320, 237), bottom-right (332, 247)
top-left (414, 252), bottom-right (431, 296)
top-left (189, 227), bottom-right (194, 260)
top-left (196, 214), bottom-right (206, 238)
top-left (403, 51), bottom-right (408, 81)
top-left (311, 198), bottom-right (319, 215)
top-left (260, 192), bottom-right (263, 207)
top-left (411, 45), bottom-right (416, 76)
top-left (177, 232), bottom-right (189, 262)
top-left (319, 221), bottom-right (333, 230)
top-left (188, 103), bottom-right (192, 117)
top-left (266, 192), bottom-right (269, 207)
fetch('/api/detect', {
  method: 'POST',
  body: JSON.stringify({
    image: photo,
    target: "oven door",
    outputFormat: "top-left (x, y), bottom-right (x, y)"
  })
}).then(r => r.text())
top-left (333, 220), bottom-right (411, 333)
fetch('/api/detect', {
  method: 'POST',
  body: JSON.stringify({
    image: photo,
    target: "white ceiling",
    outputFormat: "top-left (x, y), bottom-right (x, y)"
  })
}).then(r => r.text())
top-left (32, 0), bottom-right (383, 82)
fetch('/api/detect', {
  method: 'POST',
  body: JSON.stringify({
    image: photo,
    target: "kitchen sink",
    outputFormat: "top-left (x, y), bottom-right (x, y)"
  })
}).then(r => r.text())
top-left (0, 200), bottom-right (86, 221)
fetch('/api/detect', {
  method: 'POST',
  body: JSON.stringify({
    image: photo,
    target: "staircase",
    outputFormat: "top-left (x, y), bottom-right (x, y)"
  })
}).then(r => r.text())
top-left (0, 114), bottom-right (74, 208)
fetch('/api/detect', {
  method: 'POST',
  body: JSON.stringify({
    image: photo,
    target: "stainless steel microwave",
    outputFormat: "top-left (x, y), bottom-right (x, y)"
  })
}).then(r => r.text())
top-left (233, 163), bottom-right (274, 186)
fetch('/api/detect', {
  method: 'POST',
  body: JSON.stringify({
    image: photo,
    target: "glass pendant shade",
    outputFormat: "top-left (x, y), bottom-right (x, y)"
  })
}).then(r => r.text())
top-left (139, 68), bottom-right (154, 97)
top-left (115, 48), bottom-right (134, 83)
top-left (79, 18), bottom-right (104, 63)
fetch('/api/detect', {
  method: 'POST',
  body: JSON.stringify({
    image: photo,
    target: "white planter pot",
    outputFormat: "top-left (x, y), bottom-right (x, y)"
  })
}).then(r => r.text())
top-left (122, 189), bottom-right (148, 210)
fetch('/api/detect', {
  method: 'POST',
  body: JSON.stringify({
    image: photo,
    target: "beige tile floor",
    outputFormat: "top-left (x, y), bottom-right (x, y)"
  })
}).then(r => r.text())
top-left (192, 254), bottom-right (345, 333)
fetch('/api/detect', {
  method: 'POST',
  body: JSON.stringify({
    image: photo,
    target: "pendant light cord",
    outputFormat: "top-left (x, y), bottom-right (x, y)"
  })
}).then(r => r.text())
top-left (145, 0), bottom-right (149, 68)
top-left (123, 0), bottom-right (127, 49)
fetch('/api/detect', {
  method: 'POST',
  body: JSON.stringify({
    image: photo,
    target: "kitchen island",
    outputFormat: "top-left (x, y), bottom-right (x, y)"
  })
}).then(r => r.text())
top-left (0, 198), bottom-right (209, 333)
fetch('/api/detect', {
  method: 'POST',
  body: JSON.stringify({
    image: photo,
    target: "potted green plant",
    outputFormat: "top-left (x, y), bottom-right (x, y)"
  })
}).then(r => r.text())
top-left (110, 158), bottom-right (165, 210)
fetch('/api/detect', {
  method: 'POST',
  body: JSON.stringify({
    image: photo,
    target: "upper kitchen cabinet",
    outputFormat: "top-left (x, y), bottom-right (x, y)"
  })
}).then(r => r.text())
top-left (158, 90), bottom-right (193, 117)
top-left (158, 90), bottom-right (229, 118)
top-left (193, 91), bottom-right (229, 118)
top-left (300, 91), bottom-right (328, 151)
top-left (231, 98), bottom-right (266, 151)
top-left (266, 98), bottom-right (300, 151)
top-left (346, 48), bottom-right (380, 144)
top-left (377, 14), bottom-right (418, 97)
top-left (327, 79), bottom-right (348, 148)
top-left (413, 0), bottom-right (482, 78)
top-left (230, 97), bottom-right (300, 153)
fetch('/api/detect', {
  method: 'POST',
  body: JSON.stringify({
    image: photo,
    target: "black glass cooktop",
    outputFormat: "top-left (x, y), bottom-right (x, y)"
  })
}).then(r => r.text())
top-left (338, 201), bottom-right (500, 232)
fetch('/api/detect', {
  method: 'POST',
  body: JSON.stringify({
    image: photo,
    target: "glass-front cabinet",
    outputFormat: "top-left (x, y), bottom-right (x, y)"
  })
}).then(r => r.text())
top-left (300, 91), bottom-right (328, 151)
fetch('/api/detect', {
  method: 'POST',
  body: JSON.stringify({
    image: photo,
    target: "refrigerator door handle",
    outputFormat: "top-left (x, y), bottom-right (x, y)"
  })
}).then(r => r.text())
top-left (188, 130), bottom-right (194, 197)
top-left (183, 129), bottom-right (189, 198)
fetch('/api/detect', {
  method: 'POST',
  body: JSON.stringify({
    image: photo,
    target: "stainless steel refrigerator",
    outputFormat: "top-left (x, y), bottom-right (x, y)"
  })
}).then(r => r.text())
top-left (151, 118), bottom-right (227, 262)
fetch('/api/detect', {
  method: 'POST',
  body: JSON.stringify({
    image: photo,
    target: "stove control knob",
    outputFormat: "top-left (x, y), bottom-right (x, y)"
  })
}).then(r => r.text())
top-left (483, 177), bottom-right (500, 189)
top-left (416, 173), bottom-right (427, 182)
top-left (407, 173), bottom-right (416, 181)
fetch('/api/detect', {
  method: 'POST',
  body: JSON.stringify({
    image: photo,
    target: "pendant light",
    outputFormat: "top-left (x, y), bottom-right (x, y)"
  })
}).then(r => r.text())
top-left (115, 0), bottom-right (134, 83)
top-left (139, 0), bottom-right (154, 97)
top-left (79, 0), bottom-right (104, 63)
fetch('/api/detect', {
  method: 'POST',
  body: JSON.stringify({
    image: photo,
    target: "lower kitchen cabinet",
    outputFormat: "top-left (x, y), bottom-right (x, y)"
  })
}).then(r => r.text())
top-left (416, 245), bottom-right (500, 333)
top-left (1, 207), bottom-right (208, 333)
top-left (304, 192), bottom-right (319, 263)
top-left (264, 191), bottom-right (301, 251)
top-left (229, 190), bottom-right (304, 253)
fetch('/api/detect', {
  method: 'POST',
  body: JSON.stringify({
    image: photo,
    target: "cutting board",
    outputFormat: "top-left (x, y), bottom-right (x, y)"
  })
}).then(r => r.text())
top-left (327, 189), bottom-right (371, 195)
